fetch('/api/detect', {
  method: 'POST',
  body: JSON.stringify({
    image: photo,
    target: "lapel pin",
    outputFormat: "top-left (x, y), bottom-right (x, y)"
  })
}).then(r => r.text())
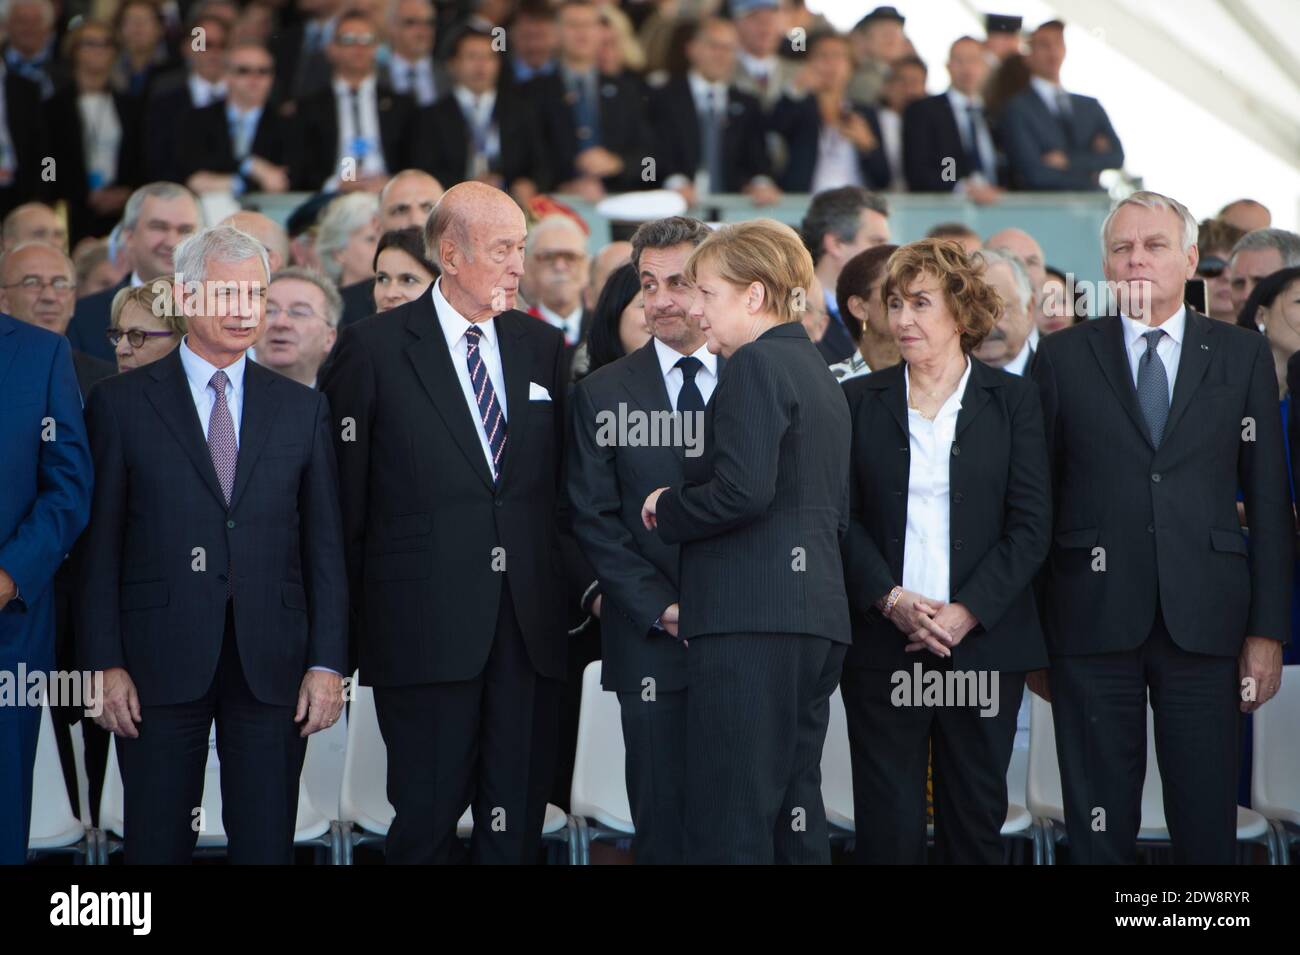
top-left (1201, 344), bottom-right (1209, 350)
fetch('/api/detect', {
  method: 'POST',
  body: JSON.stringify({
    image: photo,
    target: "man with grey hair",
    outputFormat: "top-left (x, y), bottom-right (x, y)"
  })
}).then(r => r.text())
top-left (522, 213), bottom-right (590, 379)
top-left (67, 182), bottom-right (203, 363)
top-left (261, 266), bottom-right (341, 387)
top-left (3, 0), bottom-right (57, 98)
top-left (1031, 190), bottom-right (1292, 864)
top-left (1228, 227), bottom-right (1300, 319)
top-left (971, 247), bottom-right (1035, 374)
top-left (567, 214), bottom-right (716, 863)
top-left (78, 223), bottom-right (348, 864)
top-left (321, 181), bottom-right (569, 864)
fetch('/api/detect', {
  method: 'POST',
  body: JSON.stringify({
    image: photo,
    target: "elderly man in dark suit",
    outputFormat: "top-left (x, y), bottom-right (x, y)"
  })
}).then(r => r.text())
top-left (568, 216), bottom-right (717, 864)
top-left (1032, 191), bottom-right (1292, 863)
top-left (320, 181), bottom-right (569, 864)
top-left (78, 224), bottom-right (348, 864)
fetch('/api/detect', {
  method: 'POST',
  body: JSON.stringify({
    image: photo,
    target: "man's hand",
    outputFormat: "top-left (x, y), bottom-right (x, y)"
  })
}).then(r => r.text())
top-left (591, 594), bottom-right (603, 619)
top-left (1091, 133), bottom-right (1112, 153)
top-left (641, 486), bottom-right (669, 530)
top-left (928, 602), bottom-right (977, 649)
top-left (672, 182), bottom-right (699, 208)
top-left (295, 670), bottom-right (344, 737)
top-left (1239, 636), bottom-right (1283, 713)
top-left (1041, 150), bottom-right (1069, 170)
top-left (575, 146), bottom-right (623, 179)
top-left (1026, 668), bottom-right (1051, 702)
top-left (0, 567), bottom-right (16, 609)
top-left (559, 176), bottom-right (607, 202)
top-left (95, 668), bottom-right (142, 738)
top-left (890, 590), bottom-right (952, 657)
top-left (839, 110), bottom-right (878, 152)
top-left (248, 156), bottom-right (291, 193)
top-left (660, 602), bottom-right (680, 638)
top-left (966, 180), bottom-right (1003, 206)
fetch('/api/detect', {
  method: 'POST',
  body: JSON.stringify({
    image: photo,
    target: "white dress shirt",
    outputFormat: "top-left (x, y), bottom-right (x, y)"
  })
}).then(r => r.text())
top-left (432, 279), bottom-right (508, 473)
top-left (810, 120), bottom-right (865, 194)
top-left (453, 84), bottom-right (499, 178)
top-left (653, 337), bottom-right (718, 409)
top-left (179, 335), bottom-right (246, 445)
top-left (1030, 75), bottom-right (1071, 116)
top-left (946, 87), bottom-right (997, 185)
top-left (877, 106), bottom-right (905, 191)
top-left (1121, 306), bottom-right (1184, 404)
top-left (536, 302), bottom-right (584, 346)
top-left (79, 92), bottom-right (122, 187)
top-left (389, 53), bottom-right (438, 106)
top-left (188, 73), bottom-right (227, 109)
top-left (330, 75), bottom-right (387, 187)
top-left (901, 358), bottom-right (972, 604)
top-left (1004, 339), bottom-right (1033, 377)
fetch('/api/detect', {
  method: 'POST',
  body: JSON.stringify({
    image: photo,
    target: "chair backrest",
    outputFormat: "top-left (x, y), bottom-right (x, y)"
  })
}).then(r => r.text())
top-left (1252, 664), bottom-right (1300, 816)
top-left (569, 661), bottom-right (633, 829)
top-left (28, 705), bottom-right (85, 848)
top-left (820, 687), bottom-right (855, 830)
top-left (337, 675), bottom-right (395, 834)
top-left (303, 708), bottom-right (348, 820)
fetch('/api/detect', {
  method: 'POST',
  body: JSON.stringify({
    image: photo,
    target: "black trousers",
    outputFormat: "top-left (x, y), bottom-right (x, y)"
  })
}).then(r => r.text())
top-left (373, 579), bottom-right (560, 864)
top-left (684, 632), bottom-right (845, 864)
top-left (618, 687), bottom-right (686, 864)
top-left (1049, 607), bottom-right (1240, 864)
top-left (840, 661), bottom-right (1024, 864)
top-left (118, 602), bottom-right (306, 864)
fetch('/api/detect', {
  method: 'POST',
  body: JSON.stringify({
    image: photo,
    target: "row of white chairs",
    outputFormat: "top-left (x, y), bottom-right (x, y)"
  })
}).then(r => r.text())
top-left (27, 664), bottom-right (1300, 864)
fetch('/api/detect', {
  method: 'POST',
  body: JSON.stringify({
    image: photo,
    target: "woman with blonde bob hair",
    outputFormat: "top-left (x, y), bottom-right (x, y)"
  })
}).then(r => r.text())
top-left (640, 220), bottom-right (853, 863)
top-left (108, 281), bottom-right (185, 372)
top-left (840, 238), bottom-right (1052, 863)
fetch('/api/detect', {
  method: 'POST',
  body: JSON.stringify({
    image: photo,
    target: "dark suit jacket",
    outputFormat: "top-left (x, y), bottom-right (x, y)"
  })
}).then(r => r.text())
top-left (568, 340), bottom-right (725, 692)
top-left (49, 85), bottom-right (143, 243)
top-left (655, 323), bottom-right (851, 642)
top-left (77, 348), bottom-right (349, 706)
top-left (412, 91), bottom-right (549, 192)
top-left (380, 55), bottom-right (450, 107)
top-left (0, 72), bottom-right (49, 215)
top-left (72, 350), bottom-right (115, 396)
top-left (177, 99), bottom-right (287, 183)
top-left (1032, 311), bottom-right (1292, 656)
top-left (141, 68), bottom-right (204, 184)
top-left (289, 83), bottom-right (416, 191)
top-left (645, 77), bottom-right (771, 193)
top-left (339, 277), bottom-right (376, 328)
top-left (318, 292), bottom-right (569, 686)
top-left (67, 276), bottom-right (131, 364)
top-left (769, 96), bottom-right (890, 193)
top-left (1000, 87), bottom-right (1124, 191)
top-left (902, 92), bottom-right (1003, 192)
top-left (842, 360), bottom-right (1051, 673)
top-left (531, 69), bottom-right (650, 193)
top-left (270, 21), bottom-right (332, 104)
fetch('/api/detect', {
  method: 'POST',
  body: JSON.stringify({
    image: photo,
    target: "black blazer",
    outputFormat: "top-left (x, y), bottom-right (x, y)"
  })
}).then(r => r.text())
top-left (140, 68), bottom-right (202, 183)
top-left (48, 85), bottom-right (143, 243)
top-left (769, 96), bottom-right (890, 193)
top-left (72, 350), bottom-right (115, 397)
top-left (67, 276), bottom-right (131, 364)
top-left (655, 323), bottom-right (851, 643)
top-left (568, 340), bottom-right (725, 693)
top-left (289, 83), bottom-right (416, 191)
top-left (644, 76), bottom-right (771, 193)
top-left (412, 91), bottom-right (550, 192)
top-left (902, 92), bottom-right (1003, 192)
top-left (1033, 311), bottom-right (1292, 656)
top-left (338, 277), bottom-right (376, 328)
top-left (318, 292), bottom-right (570, 686)
top-left (0, 71), bottom-right (49, 215)
top-left (76, 348), bottom-right (349, 707)
top-left (530, 69), bottom-right (649, 193)
top-left (842, 360), bottom-right (1051, 673)
top-left (177, 99), bottom-right (287, 183)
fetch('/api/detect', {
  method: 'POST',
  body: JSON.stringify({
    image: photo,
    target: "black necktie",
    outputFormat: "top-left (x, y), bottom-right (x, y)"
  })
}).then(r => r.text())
top-left (965, 104), bottom-right (985, 176)
top-left (675, 356), bottom-right (705, 415)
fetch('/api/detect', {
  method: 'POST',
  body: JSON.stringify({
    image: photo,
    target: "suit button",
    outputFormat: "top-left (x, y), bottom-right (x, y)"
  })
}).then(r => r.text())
top-left (891, 537), bottom-right (899, 544)
top-left (899, 446), bottom-right (907, 453)
top-left (953, 492), bottom-right (964, 504)
top-left (1151, 473), bottom-right (1161, 483)
top-left (226, 519), bottom-right (236, 528)
top-left (953, 539), bottom-right (964, 551)
top-left (893, 490), bottom-right (903, 496)
top-left (951, 444), bottom-right (961, 456)
top-left (1147, 523), bottom-right (1155, 534)
top-left (495, 498), bottom-right (503, 507)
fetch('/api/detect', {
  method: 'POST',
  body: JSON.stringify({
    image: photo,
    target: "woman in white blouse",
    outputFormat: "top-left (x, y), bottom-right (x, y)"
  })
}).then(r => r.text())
top-left (840, 239), bottom-right (1052, 864)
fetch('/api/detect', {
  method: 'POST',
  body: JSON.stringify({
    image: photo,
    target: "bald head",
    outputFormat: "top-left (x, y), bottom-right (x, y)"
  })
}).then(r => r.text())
top-left (985, 227), bottom-right (1046, 291)
top-left (586, 240), bottom-right (632, 309)
top-left (380, 170), bottom-right (445, 231)
top-left (1218, 199), bottom-right (1271, 234)
top-left (0, 241), bottom-right (77, 334)
top-left (425, 182), bottom-right (527, 322)
top-left (3, 202), bottom-right (67, 253)
top-left (221, 210), bottom-right (289, 273)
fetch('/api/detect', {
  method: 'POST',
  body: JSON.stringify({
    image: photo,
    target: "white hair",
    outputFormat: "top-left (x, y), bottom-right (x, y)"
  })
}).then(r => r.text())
top-left (972, 247), bottom-right (1033, 312)
top-left (1229, 228), bottom-right (1300, 268)
top-left (123, 181), bottom-right (202, 232)
top-left (316, 192), bottom-right (379, 283)
top-left (173, 224), bottom-right (270, 286)
top-left (1100, 190), bottom-right (1198, 256)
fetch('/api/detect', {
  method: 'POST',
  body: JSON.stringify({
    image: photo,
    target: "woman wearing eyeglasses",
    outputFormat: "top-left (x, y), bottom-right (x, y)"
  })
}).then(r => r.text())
top-left (108, 283), bottom-right (185, 372)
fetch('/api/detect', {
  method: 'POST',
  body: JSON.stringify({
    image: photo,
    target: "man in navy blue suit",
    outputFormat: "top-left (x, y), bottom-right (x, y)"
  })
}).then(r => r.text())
top-left (999, 20), bottom-right (1124, 190)
top-left (0, 313), bottom-right (93, 864)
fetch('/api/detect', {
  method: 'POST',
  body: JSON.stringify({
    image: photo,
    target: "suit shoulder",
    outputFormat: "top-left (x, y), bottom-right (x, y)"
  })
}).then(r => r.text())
top-left (905, 94), bottom-right (945, 119)
top-left (841, 374), bottom-right (873, 406)
top-left (2, 316), bottom-right (65, 366)
top-left (508, 309), bottom-right (565, 348)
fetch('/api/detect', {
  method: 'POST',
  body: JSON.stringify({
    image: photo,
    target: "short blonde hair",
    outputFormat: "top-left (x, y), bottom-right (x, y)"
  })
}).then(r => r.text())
top-left (111, 283), bottom-right (186, 335)
top-left (882, 239), bottom-right (1000, 354)
top-left (684, 220), bottom-right (814, 325)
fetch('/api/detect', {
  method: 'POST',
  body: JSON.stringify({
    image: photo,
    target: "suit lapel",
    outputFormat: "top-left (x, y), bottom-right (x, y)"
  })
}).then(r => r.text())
top-left (868, 363), bottom-right (908, 439)
top-left (1164, 310), bottom-right (1212, 444)
top-left (228, 360), bottom-right (283, 511)
top-left (144, 348), bottom-right (229, 508)
top-left (496, 310), bottom-right (532, 484)
top-left (955, 360), bottom-right (994, 437)
top-left (622, 339), bottom-right (689, 466)
top-left (1088, 317), bottom-right (1154, 449)
top-left (404, 296), bottom-right (496, 491)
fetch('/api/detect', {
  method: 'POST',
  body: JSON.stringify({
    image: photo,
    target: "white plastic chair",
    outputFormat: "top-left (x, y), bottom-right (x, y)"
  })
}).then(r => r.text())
top-left (1251, 664), bottom-right (1300, 863)
top-left (28, 704), bottom-right (91, 863)
top-left (97, 722), bottom-right (334, 863)
top-left (335, 674), bottom-right (577, 863)
top-left (1027, 692), bottom-right (1278, 863)
top-left (568, 661), bottom-right (635, 863)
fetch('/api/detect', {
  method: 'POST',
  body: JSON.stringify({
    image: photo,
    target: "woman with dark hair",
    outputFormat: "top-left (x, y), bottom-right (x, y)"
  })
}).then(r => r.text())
top-left (575, 261), bottom-right (649, 379)
top-left (829, 243), bottom-right (900, 381)
top-left (112, 0), bottom-right (173, 99)
top-left (1040, 265), bottom-right (1080, 332)
top-left (372, 227), bottom-right (439, 312)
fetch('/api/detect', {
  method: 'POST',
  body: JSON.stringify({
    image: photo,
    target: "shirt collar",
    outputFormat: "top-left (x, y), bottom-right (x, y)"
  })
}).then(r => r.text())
top-left (537, 301), bottom-right (583, 334)
top-left (1030, 75), bottom-right (1066, 106)
top-left (653, 336), bottom-right (717, 380)
top-left (432, 278), bottom-right (498, 352)
top-left (948, 87), bottom-right (984, 110)
top-left (1004, 339), bottom-right (1033, 376)
top-left (179, 334), bottom-right (247, 396)
top-left (129, 272), bottom-right (144, 288)
top-left (738, 51), bottom-right (775, 77)
top-left (687, 71), bottom-right (726, 102)
top-left (1122, 305), bottom-right (1186, 350)
top-left (226, 101), bottom-right (262, 121)
top-left (454, 84), bottom-right (494, 111)
top-left (334, 74), bottom-right (376, 98)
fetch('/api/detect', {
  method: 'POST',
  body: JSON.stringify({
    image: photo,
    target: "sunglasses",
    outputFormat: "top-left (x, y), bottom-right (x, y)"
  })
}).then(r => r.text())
top-left (107, 328), bottom-right (175, 348)
top-left (231, 65), bottom-right (274, 77)
top-left (401, 17), bottom-right (435, 28)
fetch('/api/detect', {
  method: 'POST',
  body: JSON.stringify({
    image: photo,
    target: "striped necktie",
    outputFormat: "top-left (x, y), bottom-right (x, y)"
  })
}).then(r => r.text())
top-left (464, 325), bottom-right (507, 480)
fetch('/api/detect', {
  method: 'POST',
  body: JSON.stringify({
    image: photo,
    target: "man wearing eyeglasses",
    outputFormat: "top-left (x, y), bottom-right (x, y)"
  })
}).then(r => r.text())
top-left (382, 0), bottom-right (447, 108)
top-left (290, 9), bottom-right (415, 193)
top-left (260, 267), bottom-right (341, 388)
top-left (521, 214), bottom-right (590, 379)
top-left (180, 42), bottom-right (289, 196)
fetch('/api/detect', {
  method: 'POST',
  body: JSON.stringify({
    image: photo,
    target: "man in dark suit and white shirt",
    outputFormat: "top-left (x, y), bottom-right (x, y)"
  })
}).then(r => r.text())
top-left (320, 181), bottom-right (569, 864)
top-left (568, 216), bottom-right (717, 864)
top-left (1032, 191), bottom-right (1292, 863)
top-left (78, 224), bottom-right (348, 864)
top-left (1000, 20), bottom-right (1123, 190)
top-left (382, 0), bottom-right (448, 107)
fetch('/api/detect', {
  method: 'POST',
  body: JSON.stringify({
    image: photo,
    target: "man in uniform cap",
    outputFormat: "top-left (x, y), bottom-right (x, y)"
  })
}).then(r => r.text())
top-left (984, 14), bottom-right (1024, 62)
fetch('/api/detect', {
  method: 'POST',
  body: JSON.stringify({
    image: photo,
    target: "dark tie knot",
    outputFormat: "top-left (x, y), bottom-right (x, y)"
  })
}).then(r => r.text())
top-left (209, 370), bottom-right (230, 394)
top-left (676, 356), bottom-right (703, 381)
top-left (1142, 329), bottom-right (1164, 353)
top-left (465, 325), bottom-right (484, 348)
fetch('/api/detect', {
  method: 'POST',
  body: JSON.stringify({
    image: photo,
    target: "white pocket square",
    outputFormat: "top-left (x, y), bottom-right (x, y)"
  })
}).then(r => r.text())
top-left (528, 382), bottom-right (552, 401)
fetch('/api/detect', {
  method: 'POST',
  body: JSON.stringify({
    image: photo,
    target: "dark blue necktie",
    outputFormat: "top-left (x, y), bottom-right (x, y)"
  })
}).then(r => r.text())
top-left (965, 104), bottom-right (985, 176)
top-left (465, 325), bottom-right (507, 480)
top-left (675, 356), bottom-right (705, 415)
top-left (1136, 329), bottom-right (1169, 447)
